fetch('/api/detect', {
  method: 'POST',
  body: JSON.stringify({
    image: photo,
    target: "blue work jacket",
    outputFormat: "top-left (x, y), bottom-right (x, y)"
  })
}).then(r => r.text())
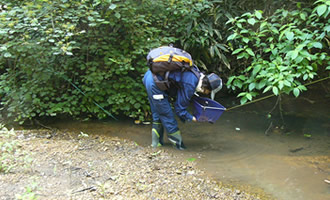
top-left (167, 69), bottom-right (199, 122)
top-left (144, 68), bottom-right (199, 123)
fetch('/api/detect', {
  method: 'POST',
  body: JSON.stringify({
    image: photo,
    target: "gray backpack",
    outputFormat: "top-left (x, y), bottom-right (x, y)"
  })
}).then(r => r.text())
top-left (147, 45), bottom-right (200, 90)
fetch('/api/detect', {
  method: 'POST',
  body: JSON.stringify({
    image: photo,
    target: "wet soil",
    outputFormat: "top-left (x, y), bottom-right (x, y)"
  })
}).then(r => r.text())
top-left (0, 128), bottom-right (266, 200)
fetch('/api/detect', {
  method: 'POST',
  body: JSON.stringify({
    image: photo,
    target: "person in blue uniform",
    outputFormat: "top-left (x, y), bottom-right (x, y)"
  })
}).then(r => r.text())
top-left (143, 66), bottom-right (222, 150)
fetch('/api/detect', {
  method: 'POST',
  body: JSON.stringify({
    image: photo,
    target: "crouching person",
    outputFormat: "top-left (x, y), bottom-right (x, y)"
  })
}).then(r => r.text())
top-left (143, 65), bottom-right (222, 150)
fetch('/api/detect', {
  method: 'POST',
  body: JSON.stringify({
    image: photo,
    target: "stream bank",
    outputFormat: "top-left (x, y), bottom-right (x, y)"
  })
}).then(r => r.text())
top-left (0, 127), bottom-right (267, 200)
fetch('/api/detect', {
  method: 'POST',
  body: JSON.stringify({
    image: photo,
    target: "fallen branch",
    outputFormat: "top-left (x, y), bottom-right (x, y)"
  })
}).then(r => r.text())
top-left (72, 186), bottom-right (96, 194)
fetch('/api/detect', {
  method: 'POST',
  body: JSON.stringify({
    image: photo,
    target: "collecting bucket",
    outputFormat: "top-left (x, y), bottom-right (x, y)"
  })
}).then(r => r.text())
top-left (192, 96), bottom-right (226, 123)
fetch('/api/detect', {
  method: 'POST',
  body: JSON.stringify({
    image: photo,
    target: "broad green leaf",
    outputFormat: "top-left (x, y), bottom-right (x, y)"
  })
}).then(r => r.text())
top-left (312, 42), bottom-right (322, 49)
top-left (300, 13), bottom-right (306, 20)
top-left (298, 85), bottom-right (307, 91)
top-left (109, 4), bottom-right (117, 10)
top-left (272, 86), bottom-right (279, 95)
top-left (246, 48), bottom-right (255, 57)
top-left (303, 74), bottom-right (308, 80)
top-left (233, 80), bottom-right (243, 88)
top-left (115, 12), bottom-right (121, 18)
top-left (227, 33), bottom-right (237, 41)
top-left (243, 37), bottom-right (250, 44)
top-left (309, 73), bottom-right (314, 79)
top-left (255, 10), bottom-right (262, 19)
top-left (232, 48), bottom-right (243, 55)
top-left (240, 97), bottom-right (248, 105)
top-left (227, 76), bottom-right (235, 85)
top-left (271, 27), bottom-right (279, 34)
top-left (295, 56), bottom-right (304, 63)
top-left (237, 92), bottom-right (246, 97)
top-left (247, 18), bottom-right (256, 25)
top-left (237, 75), bottom-right (247, 80)
top-left (88, 16), bottom-right (94, 21)
top-left (291, 50), bottom-right (298, 60)
top-left (263, 85), bottom-right (272, 93)
top-left (225, 18), bottom-right (235, 25)
top-left (249, 83), bottom-right (255, 91)
top-left (252, 65), bottom-right (262, 75)
top-left (325, 25), bottom-right (330, 32)
top-left (282, 10), bottom-right (288, 17)
top-left (285, 31), bottom-right (294, 41)
top-left (260, 22), bottom-right (267, 30)
top-left (258, 80), bottom-right (267, 89)
top-left (237, 52), bottom-right (248, 59)
top-left (278, 81), bottom-right (284, 90)
top-left (240, 29), bottom-right (249, 34)
top-left (293, 88), bottom-right (300, 97)
top-left (4, 52), bottom-right (12, 58)
top-left (0, 46), bottom-right (7, 51)
top-left (134, 103), bottom-right (141, 109)
top-left (246, 93), bottom-right (252, 101)
top-left (316, 5), bottom-right (327, 16)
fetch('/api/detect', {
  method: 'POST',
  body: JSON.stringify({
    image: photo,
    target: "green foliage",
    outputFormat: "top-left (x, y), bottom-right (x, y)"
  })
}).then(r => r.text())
top-left (0, 0), bottom-right (328, 122)
top-left (179, 0), bottom-right (231, 71)
top-left (0, 0), bottom-right (195, 123)
top-left (226, 1), bottom-right (330, 104)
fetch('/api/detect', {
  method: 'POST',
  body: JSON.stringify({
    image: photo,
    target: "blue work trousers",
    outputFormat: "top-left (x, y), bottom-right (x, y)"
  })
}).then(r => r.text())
top-left (143, 70), bottom-right (179, 134)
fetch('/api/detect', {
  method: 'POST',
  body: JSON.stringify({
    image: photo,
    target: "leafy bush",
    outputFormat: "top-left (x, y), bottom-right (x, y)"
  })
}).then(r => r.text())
top-left (0, 0), bottom-right (202, 123)
top-left (0, 0), bottom-right (328, 123)
top-left (226, 0), bottom-right (330, 104)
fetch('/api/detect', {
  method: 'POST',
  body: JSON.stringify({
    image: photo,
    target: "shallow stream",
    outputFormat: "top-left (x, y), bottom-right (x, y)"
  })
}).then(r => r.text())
top-left (51, 85), bottom-right (329, 200)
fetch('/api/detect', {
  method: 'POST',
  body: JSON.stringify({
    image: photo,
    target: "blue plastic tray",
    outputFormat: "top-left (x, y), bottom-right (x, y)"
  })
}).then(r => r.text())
top-left (192, 96), bottom-right (226, 123)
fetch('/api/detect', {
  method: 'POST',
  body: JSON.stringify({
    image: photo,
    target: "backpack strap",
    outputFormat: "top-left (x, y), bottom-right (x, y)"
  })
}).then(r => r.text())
top-left (152, 72), bottom-right (171, 91)
top-left (190, 65), bottom-right (201, 80)
top-left (168, 53), bottom-right (173, 63)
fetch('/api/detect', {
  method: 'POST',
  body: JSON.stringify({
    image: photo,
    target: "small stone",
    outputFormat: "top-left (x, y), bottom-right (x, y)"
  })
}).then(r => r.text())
top-left (187, 170), bottom-right (195, 175)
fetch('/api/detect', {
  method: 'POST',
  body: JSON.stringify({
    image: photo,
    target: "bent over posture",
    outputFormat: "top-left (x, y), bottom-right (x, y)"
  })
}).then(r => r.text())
top-left (143, 65), bottom-right (222, 150)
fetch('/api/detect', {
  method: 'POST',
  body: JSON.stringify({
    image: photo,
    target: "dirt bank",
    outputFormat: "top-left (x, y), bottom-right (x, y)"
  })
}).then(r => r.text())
top-left (0, 128), bottom-right (267, 200)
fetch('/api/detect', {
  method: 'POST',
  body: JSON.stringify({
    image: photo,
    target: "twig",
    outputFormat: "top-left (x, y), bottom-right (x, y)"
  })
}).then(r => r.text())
top-left (278, 95), bottom-right (285, 126)
top-left (269, 95), bottom-right (280, 114)
top-left (34, 119), bottom-right (53, 130)
top-left (265, 121), bottom-right (273, 136)
top-left (72, 186), bottom-right (96, 194)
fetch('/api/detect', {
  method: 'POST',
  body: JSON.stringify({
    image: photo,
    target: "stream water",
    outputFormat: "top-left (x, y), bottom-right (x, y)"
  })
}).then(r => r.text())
top-left (50, 85), bottom-right (330, 200)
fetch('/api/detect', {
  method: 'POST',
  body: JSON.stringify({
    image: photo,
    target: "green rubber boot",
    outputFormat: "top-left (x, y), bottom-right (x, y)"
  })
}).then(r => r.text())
top-left (151, 122), bottom-right (164, 148)
top-left (168, 130), bottom-right (186, 150)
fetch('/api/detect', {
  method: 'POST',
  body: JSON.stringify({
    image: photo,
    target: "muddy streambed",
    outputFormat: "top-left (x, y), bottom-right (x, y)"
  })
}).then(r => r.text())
top-left (49, 88), bottom-right (330, 200)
